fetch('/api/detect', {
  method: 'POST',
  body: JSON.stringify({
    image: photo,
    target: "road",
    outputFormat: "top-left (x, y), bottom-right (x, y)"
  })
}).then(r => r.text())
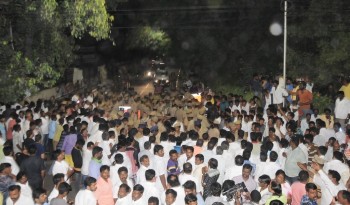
top-left (134, 81), bottom-right (155, 96)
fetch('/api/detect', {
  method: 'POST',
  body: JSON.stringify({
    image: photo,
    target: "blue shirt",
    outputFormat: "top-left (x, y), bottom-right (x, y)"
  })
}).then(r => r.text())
top-left (88, 158), bottom-right (102, 179)
top-left (48, 120), bottom-right (57, 139)
top-left (301, 195), bottom-right (317, 205)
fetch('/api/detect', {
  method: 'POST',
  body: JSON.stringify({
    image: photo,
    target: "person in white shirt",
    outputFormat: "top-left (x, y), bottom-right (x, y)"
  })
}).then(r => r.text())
top-left (334, 91), bottom-right (350, 130)
top-left (1, 146), bottom-right (20, 176)
top-left (47, 173), bottom-right (65, 203)
top-left (136, 127), bottom-right (150, 152)
top-left (112, 167), bottom-right (133, 200)
top-left (136, 155), bottom-right (151, 184)
top-left (334, 122), bottom-right (346, 145)
top-left (212, 146), bottom-right (226, 184)
top-left (137, 141), bottom-right (154, 167)
top-left (200, 140), bottom-right (215, 164)
top-left (192, 154), bottom-right (206, 194)
top-left (33, 187), bottom-right (48, 205)
top-left (179, 162), bottom-right (200, 192)
top-left (204, 182), bottom-right (229, 205)
top-left (12, 124), bottom-right (23, 155)
top-left (323, 151), bottom-right (350, 185)
top-left (15, 172), bottom-right (32, 199)
top-left (131, 184), bottom-right (147, 205)
top-left (115, 184), bottom-right (132, 205)
top-left (51, 149), bottom-right (74, 183)
top-left (6, 184), bottom-right (34, 205)
top-left (153, 145), bottom-right (167, 192)
top-left (75, 176), bottom-right (97, 205)
top-left (270, 80), bottom-right (288, 106)
top-left (162, 174), bottom-right (186, 205)
top-left (82, 141), bottom-right (94, 180)
top-left (224, 155), bottom-right (244, 181)
top-left (141, 169), bottom-right (161, 201)
top-left (165, 189), bottom-right (177, 205)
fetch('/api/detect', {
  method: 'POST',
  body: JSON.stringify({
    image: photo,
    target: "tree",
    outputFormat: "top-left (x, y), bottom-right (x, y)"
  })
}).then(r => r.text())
top-left (0, 0), bottom-right (113, 103)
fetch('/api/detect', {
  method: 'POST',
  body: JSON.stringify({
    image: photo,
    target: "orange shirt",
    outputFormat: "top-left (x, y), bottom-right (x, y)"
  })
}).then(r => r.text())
top-left (297, 90), bottom-right (313, 109)
top-left (94, 177), bottom-right (114, 205)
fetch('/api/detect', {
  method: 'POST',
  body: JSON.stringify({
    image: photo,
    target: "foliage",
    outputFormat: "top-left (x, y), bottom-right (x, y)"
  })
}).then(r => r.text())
top-left (126, 26), bottom-right (171, 55)
top-left (287, 0), bottom-right (350, 83)
top-left (312, 93), bottom-right (333, 113)
top-left (0, 0), bottom-right (113, 102)
top-left (211, 84), bottom-right (255, 101)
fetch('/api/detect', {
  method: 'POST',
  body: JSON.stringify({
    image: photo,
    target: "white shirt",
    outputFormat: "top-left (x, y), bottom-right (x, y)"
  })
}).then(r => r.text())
top-left (161, 186), bottom-right (186, 205)
top-left (323, 159), bottom-right (350, 185)
top-left (6, 194), bottom-right (34, 205)
top-left (179, 173), bottom-right (200, 191)
top-left (12, 131), bottom-right (24, 154)
top-left (335, 131), bottom-right (346, 145)
top-left (153, 155), bottom-right (167, 192)
top-left (334, 98), bottom-right (350, 119)
top-left (140, 181), bottom-right (161, 201)
top-left (136, 165), bottom-right (150, 184)
top-left (200, 149), bottom-right (214, 164)
top-left (314, 170), bottom-right (346, 205)
top-left (82, 148), bottom-right (92, 175)
top-left (136, 135), bottom-right (150, 151)
top-left (224, 165), bottom-right (243, 181)
top-left (271, 86), bottom-right (288, 104)
top-left (284, 147), bottom-right (308, 177)
top-left (48, 187), bottom-right (58, 203)
top-left (213, 155), bottom-right (226, 184)
top-left (16, 182), bottom-right (32, 199)
top-left (1, 156), bottom-right (19, 175)
top-left (75, 189), bottom-right (97, 205)
top-left (131, 196), bottom-right (147, 205)
top-left (116, 194), bottom-right (132, 205)
top-left (113, 178), bottom-right (133, 199)
top-left (52, 160), bottom-right (72, 182)
top-left (88, 130), bottom-right (103, 144)
top-left (41, 116), bottom-right (49, 135)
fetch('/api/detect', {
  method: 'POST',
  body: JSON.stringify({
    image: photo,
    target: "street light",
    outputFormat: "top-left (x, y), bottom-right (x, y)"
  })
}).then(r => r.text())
top-left (283, 0), bottom-right (288, 88)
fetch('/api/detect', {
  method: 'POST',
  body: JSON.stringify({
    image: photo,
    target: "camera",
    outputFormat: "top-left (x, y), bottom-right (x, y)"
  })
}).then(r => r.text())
top-left (222, 182), bottom-right (248, 202)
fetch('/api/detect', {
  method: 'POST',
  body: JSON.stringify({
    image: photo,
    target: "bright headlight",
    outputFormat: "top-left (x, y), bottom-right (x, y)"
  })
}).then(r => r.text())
top-left (147, 71), bottom-right (152, 76)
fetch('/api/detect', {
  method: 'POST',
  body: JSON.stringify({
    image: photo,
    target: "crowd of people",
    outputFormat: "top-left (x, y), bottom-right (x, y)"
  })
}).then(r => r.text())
top-left (0, 74), bottom-right (349, 205)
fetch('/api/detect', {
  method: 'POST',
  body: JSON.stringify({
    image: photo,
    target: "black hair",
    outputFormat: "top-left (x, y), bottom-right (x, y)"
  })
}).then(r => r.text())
top-left (148, 196), bottom-right (159, 204)
top-left (28, 144), bottom-right (37, 155)
top-left (119, 183), bottom-right (131, 193)
top-left (270, 151), bottom-right (278, 162)
top-left (118, 166), bottom-right (128, 175)
top-left (339, 190), bottom-right (350, 204)
top-left (183, 180), bottom-right (196, 190)
top-left (53, 173), bottom-right (65, 185)
top-left (154, 144), bottom-right (164, 155)
top-left (87, 141), bottom-right (94, 148)
top-left (114, 154), bottom-right (124, 164)
top-left (33, 188), bottom-right (47, 200)
top-left (140, 155), bottom-right (149, 163)
top-left (76, 139), bottom-right (85, 146)
top-left (318, 146), bottom-right (328, 155)
top-left (333, 151), bottom-right (345, 163)
top-left (133, 184), bottom-right (144, 193)
top-left (269, 199), bottom-right (284, 205)
top-left (2, 146), bottom-right (12, 156)
top-left (298, 170), bottom-right (309, 182)
top-left (305, 182), bottom-right (317, 192)
top-left (169, 150), bottom-right (178, 156)
top-left (84, 177), bottom-right (97, 187)
top-left (186, 146), bottom-right (194, 152)
top-left (144, 141), bottom-right (151, 150)
top-left (8, 185), bottom-right (21, 192)
top-left (242, 149), bottom-right (252, 160)
top-left (195, 154), bottom-right (204, 162)
top-left (185, 193), bottom-right (197, 204)
top-left (53, 149), bottom-right (63, 160)
top-left (270, 181), bottom-right (282, 196)
top-left (235, 155), bottom-right (244, 166)
top-left (92, 146), bottom-right (103, 156)
top-left (275, 170), bottom-right (286, 178)
top-left (57, 182), bottom-right (71, 194)
top-left (250, 190), bottom-right (262, 203)
top-left (167, 174), bottom-right (180, 187)
top-left (258, 175), bottom-right (271, 185)
top-left (165, 189), bottom-right (177, 198)
top-left (243, 164), bottom-right (253, 172)
top-left (222, 180), bottom-right (235, 193)
top-left (16, 171), bottom-right (26, 181)
top-left (183, 163), bottom-right (192, 174)
top-left (145, 169), bottom-right (156, 181)
top-left (100, 165), bottom-right (110, 173)
top-left (143, 128), bottom-right (151, 136)
top-left (210, 182), bottom-right (222, 196)
top-left (208, 158), bottom-right (218, 169)
top-left (328, 170), bottom-right (341, 182)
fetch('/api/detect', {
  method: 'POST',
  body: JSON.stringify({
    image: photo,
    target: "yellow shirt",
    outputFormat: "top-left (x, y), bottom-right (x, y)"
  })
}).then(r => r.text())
top-left (340, 84), bottom-right (350, 100)
top-left (53, 124), bottom-right (64, 142)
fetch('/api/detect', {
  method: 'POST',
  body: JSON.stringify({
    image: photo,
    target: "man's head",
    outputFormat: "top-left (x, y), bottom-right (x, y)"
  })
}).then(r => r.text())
top-left (100, 165), bottom-right (110, 180)
top-left (132, 184), bottom-right (144, 201)
top-left (8, 185), bottom-right (21, 202)
top-left (305, 183), bottom-right (317, 201)
top-left (145, 169), bottom-right (156, 182)
top-left (183, 163), bottom-right (192, 174)
top-left (118, 184), bottom-right (131, 199)
top-left (154, 145), bottom-right (164, 157)
top-left (57, 182), bottom-right (71, 197)
top-left (298, 170), bottom-right (310, 183)
top-left (53, 149), bottom-right (65, 161)
top-left (140, 155), bottom-right (150, 167)
top-left (92, 146), bottom-right (103, 160)
top-left (185, 146), bottom-right (194, 159)
top-left (208, 158), bottom-right (218, 169)
top-left (53, 173), bottom-right (65, 186)
top-left (33, 188), bottom-right (47, 204)
top-left (169, 150), bottom-right (178, 161)
top-left (194, 154), bottom-right (204, 165)
top-left (328, 170), bottom-right (341, 185)
top-left (118, 167), bottom-right (128, 183)
top-left (210, 182), bottom-right (222, 197)
top-left (167, 174), bottom-right (180, 188)
top-left (183, 180), bottom-right (197, 195)
top-left (184, 193), bottom-right (197, 205)
top-left (165, 189), bottom-right (177, 205)
top-left (0, 163), bottom-right (12, 175)
top-left (148, 196), bottom-right (159, 205)
top-left (84, 177), bottom-right (97, 192)
top-left (242, 164), bottom-right (252, 180)
top-left (337, 190), bottom-right (350, 205)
